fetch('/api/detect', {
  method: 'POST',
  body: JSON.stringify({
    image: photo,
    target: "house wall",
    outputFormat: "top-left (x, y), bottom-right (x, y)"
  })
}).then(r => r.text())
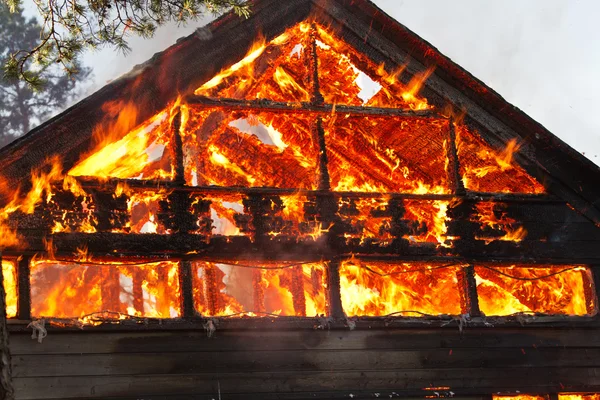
top-left (8, 326), bottom-right (600, 399)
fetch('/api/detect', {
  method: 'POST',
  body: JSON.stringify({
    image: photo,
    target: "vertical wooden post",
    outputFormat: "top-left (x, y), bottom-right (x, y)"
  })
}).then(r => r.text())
top-left (591, 265), bottom-right (600, 315)
top-left (171, 107), bottom-right (185, 185)
top-left (309, 24), bottom-right (324, 106)
top-left (0, 252), bottom-right (15, 400)
top-left (327, 260), bottom-right (344, 319)
top-left (178, 261), bottom-right (195, 318)
top-left (17, 256), bottom-right (31, 321)
top-left (457, 264), bottom-right (481, 317)
top-left (291, 266), bottom-right (307, 317)
top-left (446, 118), bottom-right (466, 196)
top-left (132, 269), bottom-right (144, 315)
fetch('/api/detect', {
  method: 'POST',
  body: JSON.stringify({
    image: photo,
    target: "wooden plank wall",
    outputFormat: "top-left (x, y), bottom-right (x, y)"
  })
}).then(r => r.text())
top-left (9, 327), bottom-right (600, 400)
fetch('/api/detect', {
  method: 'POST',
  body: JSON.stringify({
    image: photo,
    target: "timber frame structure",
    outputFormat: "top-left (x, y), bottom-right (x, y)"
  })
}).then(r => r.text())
top-left (1, 0), bottom-right (600, 399)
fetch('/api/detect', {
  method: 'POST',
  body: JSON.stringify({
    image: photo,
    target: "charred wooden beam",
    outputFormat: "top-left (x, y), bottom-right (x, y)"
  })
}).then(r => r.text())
top-left (458, 264), bottom-right (481, 317)
top-left (17, 256), bottom-right (31, 321)
top-left (184, 95), bottom-right (439, 119)
top-left (70, 176), bottom-right (561, 203)
top-left (326, 260), bottom-right (344, 319)
top-left (309, 23), bottom-right (325, 106)
top-left (314, 118), bottom-right (331, 191)
top-left (0, 252), bottom-right (15, 400)
top-left (170, 107), bottom-right (185, 184)
top-left (178, 261), bottom-right (195, 318)
top-left (446, 119), bottom-right (466, 196)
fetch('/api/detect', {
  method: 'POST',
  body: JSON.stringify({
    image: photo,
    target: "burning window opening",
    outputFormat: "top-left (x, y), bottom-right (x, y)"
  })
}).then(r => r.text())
top-left (30, 260), bottom-right (181, 321)
top-left (475, 265), bottom-right (596, 316)
top-left (192, 261), bottom-right (327, 317)
top-left (493, 396), bottom-right (548, 400)
top-left (339, 260), bottom-right (463, 317)
top-left (560, 395), bottom-right (600, 400)
top-left (1, 259), bottom-right (17, 318)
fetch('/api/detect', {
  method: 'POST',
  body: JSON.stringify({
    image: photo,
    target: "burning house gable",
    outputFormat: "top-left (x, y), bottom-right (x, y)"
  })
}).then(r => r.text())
top-left (1, 0), bottom-right (600, 399)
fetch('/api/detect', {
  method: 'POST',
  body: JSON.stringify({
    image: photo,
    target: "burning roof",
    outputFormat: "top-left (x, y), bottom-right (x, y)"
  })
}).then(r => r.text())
top-left (0, 0), bottom-right (599, 326)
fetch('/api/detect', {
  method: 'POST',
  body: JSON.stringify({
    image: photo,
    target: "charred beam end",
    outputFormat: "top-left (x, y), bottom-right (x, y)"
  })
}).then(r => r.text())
top-left (184, 95), bottom-right (440, 119)
top-left (178, 261), bottom-right (195, 318)
top-left (17, 255), bottom-right (31, 321)
top-left (170, 107), bottom-right (185, 185)
top-left (70, 176), bottom-right (560, 203)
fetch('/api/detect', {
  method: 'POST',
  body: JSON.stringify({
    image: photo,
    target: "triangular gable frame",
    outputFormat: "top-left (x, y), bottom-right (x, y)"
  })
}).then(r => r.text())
top-left (0, 0), bottom-right (599, 224)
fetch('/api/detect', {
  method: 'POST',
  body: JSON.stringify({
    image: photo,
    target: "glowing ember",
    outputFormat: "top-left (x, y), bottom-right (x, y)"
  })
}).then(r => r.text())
top-left (339, 260), bottom-right (462, 316)
top-left (30, 260), bottom-right (180, 320)
top-left (475, 265), bottom-right (595, 316)
top-left (1, 259), bottom-right (17, 318)
top-left (192, 261), bottom-right (327, 317)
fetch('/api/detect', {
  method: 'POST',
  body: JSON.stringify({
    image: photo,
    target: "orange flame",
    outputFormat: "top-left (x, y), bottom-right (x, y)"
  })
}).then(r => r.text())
top-left (339, 260), bottom-right (462, 316)
top-left (475, 265), bottom-right (594, 316)
top-left (1, 259), bottom-right (17, 318)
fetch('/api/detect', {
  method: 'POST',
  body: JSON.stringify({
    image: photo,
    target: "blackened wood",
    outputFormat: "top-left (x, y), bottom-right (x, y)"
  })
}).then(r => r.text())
top-left (593, 266), bottom-right (600, 315)
top-left (327, 260), bottom-right (344, 319)
top-left (11, 327), bottom-right (600, 355)
top-left (16, 257), bottom-right (30, 321)
top-left (12, 367), bottom-right (600, 399)
top-left (314, 118), bottom-right (331, 191)
top-left (178, 261), bottom-right (195, 318)
top-left (132, 270), bottom-right (144, 315)
top-left (309, 24), bottom-right (325, 105)
top-left (458, 265), bottom-right (481, 317)
top-left (0, 253), bottom-right (15, 400)
top-left (185, 95), bottom-right (438, 119)
top-left (13, 347), bottom-right (600, 378)
top-left (447, 120), bottom-right (466, 196)
top-left (170, 108), bottom-right (185, 184)
top-left (70, 176), bottom-right (561, 202)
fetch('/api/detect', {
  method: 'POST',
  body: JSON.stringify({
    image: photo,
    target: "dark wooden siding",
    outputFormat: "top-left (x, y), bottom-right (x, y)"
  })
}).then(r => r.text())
top-left (9, 327), bottom-right (600, 399)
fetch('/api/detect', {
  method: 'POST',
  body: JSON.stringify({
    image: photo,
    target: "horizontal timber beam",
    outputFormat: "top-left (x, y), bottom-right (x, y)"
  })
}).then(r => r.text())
top-left (71, 176), bottom-right (561, 203)
top-left (184, 94), bottom-right (441, 119)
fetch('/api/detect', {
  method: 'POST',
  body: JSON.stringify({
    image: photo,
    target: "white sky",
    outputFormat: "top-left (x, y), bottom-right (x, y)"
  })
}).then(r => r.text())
top-left (29, 0), bottom-right (600, 165)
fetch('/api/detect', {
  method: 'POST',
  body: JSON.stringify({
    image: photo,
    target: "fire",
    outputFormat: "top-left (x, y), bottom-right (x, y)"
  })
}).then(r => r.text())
top-left (475, 202), bottom-right (527, 243)
top-left (192, 261), bottom-right (327, 317)
top-left (30, 259), bottom-right (181, 320)
top-left (456, 126), bottom-right (545, 193)
top-left (1, 259), bottom-right (17, 318)
top-left (339, 260), bottom-right (462, 316)
top-left (560, 395), bottom-right (600, 400)
top-left (493, 396), bottom-right (548, 400)
top-left (475, 265), bottom-right (595, 316)
top-left (69, 109), bottom-right (172, 180)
